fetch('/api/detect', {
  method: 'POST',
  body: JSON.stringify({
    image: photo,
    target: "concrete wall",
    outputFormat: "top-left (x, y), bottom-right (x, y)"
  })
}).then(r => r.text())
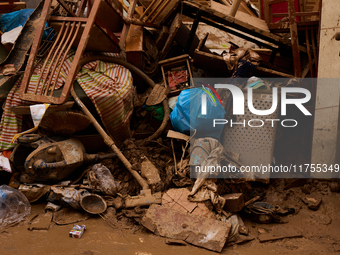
top-left (311, 0), bottom-right (340, 177)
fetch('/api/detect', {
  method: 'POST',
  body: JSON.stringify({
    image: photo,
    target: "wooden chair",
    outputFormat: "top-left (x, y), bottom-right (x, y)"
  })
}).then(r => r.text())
top-left (19, 0), bottom-right (123, 104)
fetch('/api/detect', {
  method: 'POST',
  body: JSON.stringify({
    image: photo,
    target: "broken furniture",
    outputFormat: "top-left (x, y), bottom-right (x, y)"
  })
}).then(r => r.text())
top-left (194, 33), bottom-right (294, 78)
top-left (263, 0), bottom-right (320, 77)
top-left (159, 54), bottom-right (193, 95)
top-left (159, 12), bottom-right (181, 60)
top-left (137, 0), bottom-right (180, 25)
top-left (182, 1), bottom-right (293, 67)
top-left (19, 0), bottom-right (123, 105)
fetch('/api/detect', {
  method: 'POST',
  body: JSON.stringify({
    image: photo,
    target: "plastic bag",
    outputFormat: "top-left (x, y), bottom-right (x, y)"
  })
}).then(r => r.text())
top-left (0, 9), bottom-right (53, 39)
top-left (0, 9), bottom-right (33, 33)
top-left (88, 164), bottom-right (119, 196)
top-left (169, 87), bottom-right (226, 139)
top-left (0, 185), bottom-right (31, 229)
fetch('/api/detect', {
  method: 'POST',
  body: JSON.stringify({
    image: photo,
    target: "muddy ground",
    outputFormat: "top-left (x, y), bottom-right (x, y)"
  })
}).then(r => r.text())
top-left (1, 180), bottom-right (340, 255)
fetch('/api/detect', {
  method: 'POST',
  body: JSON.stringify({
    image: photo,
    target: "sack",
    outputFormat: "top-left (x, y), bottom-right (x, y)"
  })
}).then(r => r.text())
top-left (0, 185), bottom-right (31, 230)
top-left (169, 87), bottom-right (225, 140)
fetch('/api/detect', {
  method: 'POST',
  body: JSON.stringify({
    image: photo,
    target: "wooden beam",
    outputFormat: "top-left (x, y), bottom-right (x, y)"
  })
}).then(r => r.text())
top-left (182, 1), bottom-right (290, 47)
top-left (228, 0), bottom-right (242, 17)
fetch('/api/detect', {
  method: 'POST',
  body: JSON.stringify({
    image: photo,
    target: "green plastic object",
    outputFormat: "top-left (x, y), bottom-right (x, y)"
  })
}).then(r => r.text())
top-left (145, 105), bottom-right (166, 121)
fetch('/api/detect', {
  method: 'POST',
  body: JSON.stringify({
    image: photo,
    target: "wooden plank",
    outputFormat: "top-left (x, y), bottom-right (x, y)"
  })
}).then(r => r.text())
top-left (160, 13), bottom-right (181, 59)
top-left (49, 16), bottom-right (88, 22)
top-left (167, 130), bottom-right (190, 142)
top-left (182, 1), bottom-right (290, 47)
top-left (272, 11), bottom-right (319, 17)
top-left (259, 226), bottom-right (303, 242)
top-left (228, 0), bottom-right (242, 17)
top-left (269, 20), bottom-right (319, 32)
top-left (10, 101), bottom-right (74, 115)
top-left (155, 26), bottom-right (169, 49)
top-left (311, 0), bottom-right (320, 21)
top-left (159, 54), bottom-right (190, 66)
top-left (198, 15), bottom-right (278, 50)
top-left (193, 49), bottom-right (294, 77)
top-left (211, 1), bottom-right (269, 32)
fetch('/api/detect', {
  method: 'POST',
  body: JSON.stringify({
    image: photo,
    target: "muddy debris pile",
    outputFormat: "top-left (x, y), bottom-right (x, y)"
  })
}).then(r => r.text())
top-left (0, 0), bottom-right (332, 253)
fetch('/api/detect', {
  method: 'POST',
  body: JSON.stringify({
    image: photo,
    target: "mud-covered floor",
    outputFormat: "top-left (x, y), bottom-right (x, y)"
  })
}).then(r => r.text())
top-left (1, 181), bottom-right (340, 255)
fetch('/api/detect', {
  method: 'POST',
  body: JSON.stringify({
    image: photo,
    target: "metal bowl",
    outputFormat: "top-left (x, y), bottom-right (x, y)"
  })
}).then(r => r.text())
top-left (80, 194), bottom-right (107, 214)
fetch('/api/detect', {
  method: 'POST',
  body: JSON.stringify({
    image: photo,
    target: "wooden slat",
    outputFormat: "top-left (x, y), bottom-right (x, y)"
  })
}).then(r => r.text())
top-left (183, 1), bottom-right (289, 47)
top-left (211, 1), bottom-right (269, 32)
top-left (49, 16), bottom-right (88, 22)
top-left (272, 11), bottom-right (319, 17)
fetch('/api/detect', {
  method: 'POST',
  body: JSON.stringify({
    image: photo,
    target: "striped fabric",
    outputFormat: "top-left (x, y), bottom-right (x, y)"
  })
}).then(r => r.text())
top-left (77, 59), bottom-right (133, 145)
top-left (0, 50), bottom-right (133, 150)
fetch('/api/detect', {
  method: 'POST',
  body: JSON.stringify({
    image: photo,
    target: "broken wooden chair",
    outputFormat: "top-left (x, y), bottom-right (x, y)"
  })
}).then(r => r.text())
top-left (19, 0), bottom-right (123, 104)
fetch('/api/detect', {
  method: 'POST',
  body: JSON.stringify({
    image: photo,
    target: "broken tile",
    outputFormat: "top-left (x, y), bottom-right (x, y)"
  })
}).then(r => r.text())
top-left (141, 205), bottom-right (231, 252)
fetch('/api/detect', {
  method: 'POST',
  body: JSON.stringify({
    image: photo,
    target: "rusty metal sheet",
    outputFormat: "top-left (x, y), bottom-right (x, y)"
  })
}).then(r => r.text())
top-left (141, 204), bottom-right (231, 252)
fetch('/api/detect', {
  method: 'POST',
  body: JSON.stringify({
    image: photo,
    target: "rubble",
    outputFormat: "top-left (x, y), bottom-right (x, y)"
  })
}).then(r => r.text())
top-left (0, 0), bottom-right (335, 254)
top-left (141, 204), bottom-right (231, 252)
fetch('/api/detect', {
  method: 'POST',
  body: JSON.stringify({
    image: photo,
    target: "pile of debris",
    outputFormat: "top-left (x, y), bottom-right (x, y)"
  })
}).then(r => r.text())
top-left (0, 0), bottom-right (335, 253)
